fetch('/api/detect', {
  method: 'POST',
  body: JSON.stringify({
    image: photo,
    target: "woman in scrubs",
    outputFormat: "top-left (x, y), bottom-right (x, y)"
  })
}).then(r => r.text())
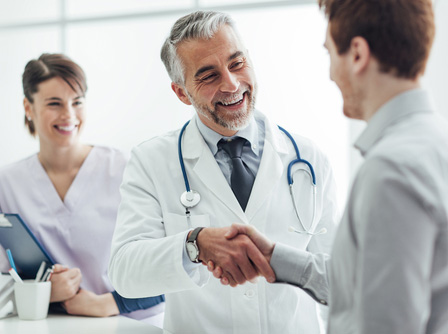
top-left (0, 53), bottom-right (164, 322)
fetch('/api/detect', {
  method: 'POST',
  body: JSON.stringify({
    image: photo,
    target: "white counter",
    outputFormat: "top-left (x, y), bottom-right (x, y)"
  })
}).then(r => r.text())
top-left (0, 313), bottom-right (166, 334)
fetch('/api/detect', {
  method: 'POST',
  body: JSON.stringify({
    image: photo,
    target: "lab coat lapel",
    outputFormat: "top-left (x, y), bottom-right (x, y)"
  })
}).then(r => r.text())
top-left (182, 120), bottom-right (247, 223)
top-left (245, 119), bottom-right (288, 221)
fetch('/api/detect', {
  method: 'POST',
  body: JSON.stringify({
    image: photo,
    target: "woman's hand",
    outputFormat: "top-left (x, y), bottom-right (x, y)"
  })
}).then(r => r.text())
top-left (49, 264), bottom-right (82, 302)
top-left (63, 289), bottom-right (119, 317)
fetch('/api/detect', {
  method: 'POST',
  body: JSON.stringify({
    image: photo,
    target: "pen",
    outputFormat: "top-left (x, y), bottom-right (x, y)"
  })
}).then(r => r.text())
top-left (6, 249), bottom-right (17, 272)
top-left (8, 268), bottom-right (23, 284)
top-left (41, 267), bottom-right (54, 282)
top-left (35, 261), bottom-right (47, 282)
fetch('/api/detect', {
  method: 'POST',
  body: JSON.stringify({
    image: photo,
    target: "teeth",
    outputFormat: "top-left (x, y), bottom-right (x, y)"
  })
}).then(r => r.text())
top-left (57, 125), bottom-right (77, 131)
top-left (221, 97), bottom-right (243, 106)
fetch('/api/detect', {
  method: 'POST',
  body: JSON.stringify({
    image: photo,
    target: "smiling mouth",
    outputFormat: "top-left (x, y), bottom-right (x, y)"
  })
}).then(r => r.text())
top-left (216, 93), bottom-right (246, 108)
top-left (54, 125), bottom-right (78, 131)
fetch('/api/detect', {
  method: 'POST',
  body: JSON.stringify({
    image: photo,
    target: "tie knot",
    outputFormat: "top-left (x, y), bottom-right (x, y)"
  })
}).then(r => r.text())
top-left (219, 137), bottom-right (247, 159)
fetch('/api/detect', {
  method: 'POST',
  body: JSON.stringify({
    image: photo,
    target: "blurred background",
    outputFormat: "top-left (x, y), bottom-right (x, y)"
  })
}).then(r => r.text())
top-left (1, 0), bottom-right (447, 210)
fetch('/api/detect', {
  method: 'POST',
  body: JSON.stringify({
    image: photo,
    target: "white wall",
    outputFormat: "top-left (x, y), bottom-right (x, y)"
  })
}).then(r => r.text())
top-left (0, 1), bottom-right (447, 210)
top-left (423, 0), bottom-right (448, 119)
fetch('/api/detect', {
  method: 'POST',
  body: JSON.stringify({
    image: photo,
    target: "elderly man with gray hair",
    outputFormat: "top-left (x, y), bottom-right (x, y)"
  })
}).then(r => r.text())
top-left (109, 10), bottom-right (338, 334)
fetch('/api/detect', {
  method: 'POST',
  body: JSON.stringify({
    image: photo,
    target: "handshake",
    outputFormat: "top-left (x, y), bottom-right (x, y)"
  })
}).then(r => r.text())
top-left (192, 224), bottom-right (277, 287)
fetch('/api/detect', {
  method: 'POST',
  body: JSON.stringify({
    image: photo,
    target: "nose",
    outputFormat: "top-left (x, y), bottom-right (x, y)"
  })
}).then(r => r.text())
top-left (220, 70), bottom-right (239, 93)
top-left (61, 103), bottom-right (76, 119)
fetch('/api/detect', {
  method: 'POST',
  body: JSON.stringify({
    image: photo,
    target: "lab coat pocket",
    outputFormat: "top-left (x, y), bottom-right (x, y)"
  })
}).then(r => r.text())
top-left (163, 213), bottom-right (210, 236)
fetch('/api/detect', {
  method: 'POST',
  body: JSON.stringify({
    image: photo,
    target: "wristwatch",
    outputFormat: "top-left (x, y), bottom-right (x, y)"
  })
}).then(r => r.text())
top-left (186, 227), bottom-right (204, 263)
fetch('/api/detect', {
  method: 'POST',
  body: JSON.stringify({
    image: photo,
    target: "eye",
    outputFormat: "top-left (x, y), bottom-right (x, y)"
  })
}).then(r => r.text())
top-left (200, 73), bottom-right (217, 82)
top-left (230, 58), bottom-right (246, 71)
top-left (73, 100), bottom-right (83, 106)
top-left (47, 102), bottom-right (60, 106)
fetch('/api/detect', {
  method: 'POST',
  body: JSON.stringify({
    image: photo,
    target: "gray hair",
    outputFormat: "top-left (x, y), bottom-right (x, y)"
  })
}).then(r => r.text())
top-left (161, 11), bottom-right (237, 85)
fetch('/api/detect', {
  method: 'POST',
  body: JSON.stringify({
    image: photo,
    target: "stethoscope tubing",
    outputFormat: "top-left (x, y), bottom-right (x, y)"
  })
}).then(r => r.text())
top-left (178, 121), bottom-right (321, 235)
top-left (178, 120), bottom-right (192, 193)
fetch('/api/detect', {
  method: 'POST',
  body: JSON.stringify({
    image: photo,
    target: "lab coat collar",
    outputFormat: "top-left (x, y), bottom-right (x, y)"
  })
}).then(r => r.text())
top-left (182, 110), bottom-right (289, 159)
top-left (244, 113), bottom-right (289, 219)
top-left (181, 116), bottom-right (246, 221)
top-left (355, 88), bottom-right (435, 157)
top-left (181, 110), bottom-right (289, 221)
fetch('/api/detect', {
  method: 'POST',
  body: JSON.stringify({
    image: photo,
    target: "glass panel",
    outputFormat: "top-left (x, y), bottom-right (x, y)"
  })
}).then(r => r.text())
top-left (0, 27), bottom-right (60, 167)
top-left (200, 0), bottom-right (271, 6)
top-left (65, 5), bottom-right (349, 209)
top-left (423, 0), bottom-right (448, 122)
top-left (230, 5), bottom-right (350, 207)
top-left (66, 0), bottom-right (193, 19)
top-left (65, 15), bottom-right (192, 152)
top-left (0, 0), bottom-right (60, 25)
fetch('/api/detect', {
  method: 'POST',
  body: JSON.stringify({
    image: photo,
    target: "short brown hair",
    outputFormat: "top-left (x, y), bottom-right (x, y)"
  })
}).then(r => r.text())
top-left (319, 0), bottom-right (435, 79)
top-left (22, 53), bottom-right (87, 136)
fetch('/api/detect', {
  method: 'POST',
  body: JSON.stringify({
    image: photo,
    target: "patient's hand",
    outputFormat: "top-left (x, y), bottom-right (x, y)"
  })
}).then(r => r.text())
top-left (63, 289), bottom-right (119, 317)
top-left (49, 264), bottom-right (82, 302)
top-left (207, 224), bottom-right (276, 286)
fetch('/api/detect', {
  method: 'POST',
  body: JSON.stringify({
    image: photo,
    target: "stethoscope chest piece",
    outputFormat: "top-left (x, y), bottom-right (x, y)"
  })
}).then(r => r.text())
top-left (180, 190), bottom-right (201, 208)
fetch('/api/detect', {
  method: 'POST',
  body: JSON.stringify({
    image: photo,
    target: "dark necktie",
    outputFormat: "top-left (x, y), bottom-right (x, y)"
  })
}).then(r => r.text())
top-left (218, 137), bottom-right (255, 211)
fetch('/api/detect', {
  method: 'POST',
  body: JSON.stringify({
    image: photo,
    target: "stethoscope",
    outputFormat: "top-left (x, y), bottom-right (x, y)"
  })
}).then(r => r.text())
top-left (178, 120), bottom-right (326, 236)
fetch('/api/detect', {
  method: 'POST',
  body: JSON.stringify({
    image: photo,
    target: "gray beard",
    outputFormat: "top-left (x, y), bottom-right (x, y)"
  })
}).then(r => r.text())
top-left (187, 91), bottom-right (256, 131)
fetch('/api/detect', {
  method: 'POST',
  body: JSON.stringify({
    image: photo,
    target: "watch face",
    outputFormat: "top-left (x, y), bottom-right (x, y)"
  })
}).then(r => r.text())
top-left (186, 242), bottom-right (198, 261)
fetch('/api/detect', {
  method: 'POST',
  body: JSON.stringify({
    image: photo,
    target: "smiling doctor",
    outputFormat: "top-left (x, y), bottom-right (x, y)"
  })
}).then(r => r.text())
top-left (109, 10), bottom-right (339, 334)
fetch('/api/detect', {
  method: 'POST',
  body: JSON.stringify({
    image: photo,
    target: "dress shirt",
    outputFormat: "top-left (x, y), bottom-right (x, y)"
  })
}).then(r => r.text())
top-left (182, 113), bottom-right (265, 273)
top-left (270, 88), bottom-right (448, 334)
top-left (328, 88), bottom-right (448, 334)
top-left (195, 113), bottom-right (265, 183)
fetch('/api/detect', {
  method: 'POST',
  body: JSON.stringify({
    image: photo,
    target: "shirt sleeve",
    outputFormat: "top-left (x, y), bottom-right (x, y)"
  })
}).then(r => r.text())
top-left (271, 242), bottom-right (329, 305)
top-left (351, 156), bottom-right (438, 334)
top-left (111, 291), bottom-right (165, 314)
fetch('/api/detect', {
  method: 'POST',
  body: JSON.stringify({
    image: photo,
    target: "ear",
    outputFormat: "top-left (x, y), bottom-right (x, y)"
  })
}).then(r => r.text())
top-left (171, 82), bottom-right (192, 106)
top-left (23, 97), bottom-right (33, 119)
top-left (349, 36), bottom-right (370, 75)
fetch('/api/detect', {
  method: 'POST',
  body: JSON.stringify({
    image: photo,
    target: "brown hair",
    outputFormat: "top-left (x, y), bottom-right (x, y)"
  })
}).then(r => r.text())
top-left (22, 53), bottom-right (87, 136)
top-left (319, 0), bottom-right (435, 79)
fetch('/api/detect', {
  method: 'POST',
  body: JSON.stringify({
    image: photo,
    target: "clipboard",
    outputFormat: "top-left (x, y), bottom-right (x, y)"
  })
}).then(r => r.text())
top-left (0, 213), bottom-right (54, 279)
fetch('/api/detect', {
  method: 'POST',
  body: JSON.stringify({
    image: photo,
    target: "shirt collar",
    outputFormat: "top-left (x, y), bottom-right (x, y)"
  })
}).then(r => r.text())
top-left (355, 88), bottom-right (435, 156)
top-left (195, 113), bottom-right (260, 156)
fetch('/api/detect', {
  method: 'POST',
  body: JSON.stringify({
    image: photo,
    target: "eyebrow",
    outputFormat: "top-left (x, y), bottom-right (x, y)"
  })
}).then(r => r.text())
top-left (44, 96), bottom-right (83, 101)
top-left (194, 51), bottom-right (245, 78)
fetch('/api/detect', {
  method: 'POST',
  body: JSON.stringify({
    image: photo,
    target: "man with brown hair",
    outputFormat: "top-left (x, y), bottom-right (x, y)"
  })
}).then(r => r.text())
top-left (211, 0), bottom-right (448, 333)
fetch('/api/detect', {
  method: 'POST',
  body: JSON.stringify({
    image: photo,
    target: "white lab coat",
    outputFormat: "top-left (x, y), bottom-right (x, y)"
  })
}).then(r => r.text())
top-left (109, 112), bottom-right (339, 334)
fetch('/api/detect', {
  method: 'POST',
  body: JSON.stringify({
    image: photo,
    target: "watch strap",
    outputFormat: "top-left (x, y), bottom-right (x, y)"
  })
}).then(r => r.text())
top-left (187, 227), bottom-right (204, 243)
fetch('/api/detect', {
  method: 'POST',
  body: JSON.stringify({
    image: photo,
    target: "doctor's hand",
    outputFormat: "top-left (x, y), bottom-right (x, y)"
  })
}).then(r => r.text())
top-left (49, 264), bottom-right (82, 302)
top-left (63, 289), bottom-right (119, 317)
top-left (207, 224), bottom-right (276, 286)
top-left (195, 227), bottom-right (275, 287)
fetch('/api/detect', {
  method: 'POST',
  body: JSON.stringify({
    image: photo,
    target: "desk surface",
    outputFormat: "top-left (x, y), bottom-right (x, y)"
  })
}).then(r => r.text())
top-left (0, 313), bottom-right (165, 334)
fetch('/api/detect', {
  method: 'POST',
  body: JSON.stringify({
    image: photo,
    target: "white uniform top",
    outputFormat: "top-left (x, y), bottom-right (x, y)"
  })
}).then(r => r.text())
top-left (109, 112), bottom-right (339, 334)
top-left (0, 146), bottom-right (125, 294)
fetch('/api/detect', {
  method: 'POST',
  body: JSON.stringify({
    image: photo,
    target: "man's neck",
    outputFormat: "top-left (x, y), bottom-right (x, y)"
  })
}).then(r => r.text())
top-left (361, 76), bottom-right (421, 121)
